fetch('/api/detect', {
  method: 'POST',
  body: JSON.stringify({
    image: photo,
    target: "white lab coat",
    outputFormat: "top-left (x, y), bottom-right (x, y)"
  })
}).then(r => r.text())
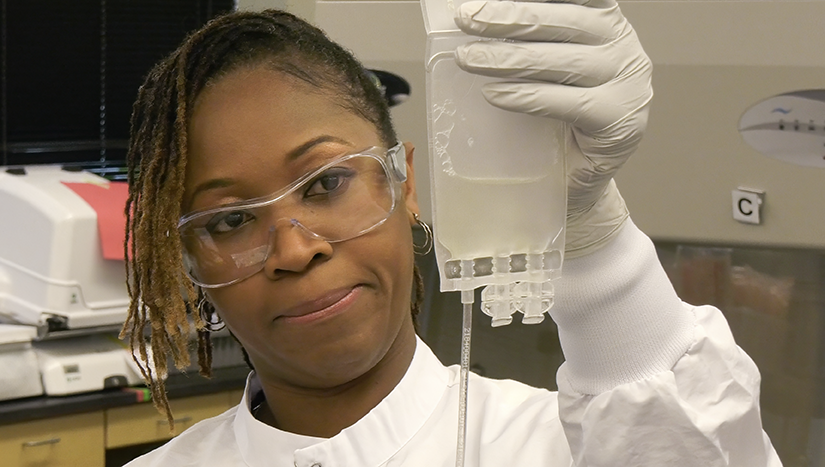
top-left (126, 220), bottom-right (782, 466)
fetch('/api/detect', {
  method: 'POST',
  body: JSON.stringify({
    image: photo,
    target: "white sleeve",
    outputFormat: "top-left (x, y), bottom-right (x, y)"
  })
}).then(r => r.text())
top-left (549, 219), bottom-right (782, 466)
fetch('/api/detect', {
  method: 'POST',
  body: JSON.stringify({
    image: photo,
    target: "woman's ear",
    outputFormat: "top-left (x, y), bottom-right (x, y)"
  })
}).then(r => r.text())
top-left (402, 141), bottom-right (420, 223)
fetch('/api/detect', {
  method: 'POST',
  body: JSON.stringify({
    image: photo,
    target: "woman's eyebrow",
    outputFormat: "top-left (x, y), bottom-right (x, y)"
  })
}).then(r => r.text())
top-left (285, 135), bottom-right (351, 161)
top-left (187, 178), bottom-right (238, 211)
top-left (187, 135), bottom-right (352, 207)
top-left (191, 178), bottom-right (236, 199)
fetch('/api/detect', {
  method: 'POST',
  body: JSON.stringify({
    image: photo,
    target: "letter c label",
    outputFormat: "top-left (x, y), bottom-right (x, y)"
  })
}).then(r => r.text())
top-left (738, 198), bottom-right (753, 216)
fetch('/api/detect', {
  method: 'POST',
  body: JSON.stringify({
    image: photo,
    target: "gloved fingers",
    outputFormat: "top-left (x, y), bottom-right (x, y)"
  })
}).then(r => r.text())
top-left (565, 125), bottom-right (638, 213)
top-left (521, 0), bottom-right (617, 8)
top-left (479, 81), bottom-right (585, 122)
top-left (455, 40), bottom-right (623, 88)
top-left (479, 81), bottom-right (651, 134)
top-left (454, 0), bottom-right (624, 45)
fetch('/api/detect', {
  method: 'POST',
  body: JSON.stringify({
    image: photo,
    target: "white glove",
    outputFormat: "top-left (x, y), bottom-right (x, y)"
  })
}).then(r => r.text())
top-left (453, 0), bottom-right (652, 258)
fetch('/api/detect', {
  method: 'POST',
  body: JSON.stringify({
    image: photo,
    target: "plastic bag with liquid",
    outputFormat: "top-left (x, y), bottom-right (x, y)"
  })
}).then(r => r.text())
top-left (423, 6), bottom-right (568, 325)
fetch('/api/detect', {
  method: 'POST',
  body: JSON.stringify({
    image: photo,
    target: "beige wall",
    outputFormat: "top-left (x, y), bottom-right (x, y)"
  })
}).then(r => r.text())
top-left (316, 1), bottom-right (825, 248)
top-left (237, 0), bottom-right (315, 21)
top-left (618, 1), bottom-right (825, 249)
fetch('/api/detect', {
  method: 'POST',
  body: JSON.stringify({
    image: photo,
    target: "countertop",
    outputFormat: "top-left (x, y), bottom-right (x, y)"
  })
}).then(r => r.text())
top-left (0, 365), bottom-right (250, 426)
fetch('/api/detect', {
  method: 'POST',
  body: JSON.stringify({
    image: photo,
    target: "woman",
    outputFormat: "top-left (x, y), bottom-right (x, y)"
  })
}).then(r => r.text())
top-left (123, 2), bottom-right (781, 466)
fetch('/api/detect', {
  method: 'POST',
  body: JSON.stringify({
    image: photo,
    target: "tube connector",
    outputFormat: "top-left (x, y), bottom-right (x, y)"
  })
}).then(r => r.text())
top-left (480, 280), bottom-right (554, 327)
top-left (515, 281), bottom-right (554, 324)
top-left (461, 289), bottom-right (474, 305)
top-left (480, 284), bottom-right (514, 327)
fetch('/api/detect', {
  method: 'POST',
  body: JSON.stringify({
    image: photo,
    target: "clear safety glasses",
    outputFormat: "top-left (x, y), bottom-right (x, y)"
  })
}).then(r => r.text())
top-left (178, 143), bottom-right (407, 289)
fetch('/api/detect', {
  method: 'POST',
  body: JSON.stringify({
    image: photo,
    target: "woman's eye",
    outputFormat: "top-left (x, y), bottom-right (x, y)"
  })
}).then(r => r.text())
top-left (205, 211), bottom-right (253, 234)
top-left (305, 168), bottom-right (354, 198)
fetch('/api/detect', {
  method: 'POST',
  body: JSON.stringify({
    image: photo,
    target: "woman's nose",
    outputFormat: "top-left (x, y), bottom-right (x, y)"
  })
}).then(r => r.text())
top-left (261, 219), bottom-right (333, 278)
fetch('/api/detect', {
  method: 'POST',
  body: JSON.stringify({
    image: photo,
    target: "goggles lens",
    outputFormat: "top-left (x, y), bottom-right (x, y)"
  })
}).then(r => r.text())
top-left (178, 146), bottom-right (403, 288)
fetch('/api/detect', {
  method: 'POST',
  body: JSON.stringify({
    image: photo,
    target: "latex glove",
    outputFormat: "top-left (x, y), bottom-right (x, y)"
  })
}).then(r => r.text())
top-left (453, 0), bottom-right (651, 258)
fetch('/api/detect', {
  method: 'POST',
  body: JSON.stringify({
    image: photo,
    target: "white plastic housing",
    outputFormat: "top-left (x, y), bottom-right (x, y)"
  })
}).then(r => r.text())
top-left (34, 333), bottom-right (143, 395)
top-left (0, 166), bottom-right (129, 330)
top-left (738, 90), bottom-right (825, 169)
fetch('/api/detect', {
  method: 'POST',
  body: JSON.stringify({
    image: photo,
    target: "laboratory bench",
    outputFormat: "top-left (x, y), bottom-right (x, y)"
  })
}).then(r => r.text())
top-left (0, 365), bottom-right (250, 467)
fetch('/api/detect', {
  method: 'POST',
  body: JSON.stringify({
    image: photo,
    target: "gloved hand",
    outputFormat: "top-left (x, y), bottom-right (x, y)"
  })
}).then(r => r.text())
top-left (453, 0), bottom-right (651, 258)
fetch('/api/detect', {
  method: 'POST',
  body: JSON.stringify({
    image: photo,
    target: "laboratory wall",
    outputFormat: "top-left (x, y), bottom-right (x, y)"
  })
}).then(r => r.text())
top-left (237, 0), bottom-right (316, 21)
top-left (312, 1), bottom-right (825, 466)
top-left (616, 1), bottom-right (825, 249)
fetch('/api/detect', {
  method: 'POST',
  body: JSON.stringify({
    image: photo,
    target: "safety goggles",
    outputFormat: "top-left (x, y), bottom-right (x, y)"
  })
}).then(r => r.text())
top-left (178, 143), bottom-right (407, 288)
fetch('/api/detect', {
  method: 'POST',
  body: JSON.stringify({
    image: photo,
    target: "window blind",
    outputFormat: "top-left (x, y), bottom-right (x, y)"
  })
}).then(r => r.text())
top-left (0, 0), bottom-right (235, 179)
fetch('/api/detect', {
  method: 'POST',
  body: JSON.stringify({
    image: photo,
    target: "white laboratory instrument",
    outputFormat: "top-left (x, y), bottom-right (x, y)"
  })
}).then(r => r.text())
top-left (33, 333), bottom-right (143, 396)
top-left (0, 165), bottom-right (130, 333)
top-left (738, 90), bottom-right (825, 169)
top-left (0, 324), bottom-right (43, 401)
top-left (0, 164), bottom-right (141, 397)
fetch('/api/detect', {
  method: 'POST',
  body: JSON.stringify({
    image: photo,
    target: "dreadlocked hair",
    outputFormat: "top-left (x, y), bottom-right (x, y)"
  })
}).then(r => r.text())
top-left (412, 263), bottom-right (425, 331)
top-left (121, 9), bottom-right (403, 429)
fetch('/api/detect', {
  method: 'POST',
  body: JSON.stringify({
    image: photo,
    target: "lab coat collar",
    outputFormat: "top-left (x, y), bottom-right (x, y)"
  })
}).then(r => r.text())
top-left (233, 335), bottom-right (450, 467)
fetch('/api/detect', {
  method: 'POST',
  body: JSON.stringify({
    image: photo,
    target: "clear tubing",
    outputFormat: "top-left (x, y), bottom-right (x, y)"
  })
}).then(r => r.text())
top-left (456, 290), bottom-right (474, 467)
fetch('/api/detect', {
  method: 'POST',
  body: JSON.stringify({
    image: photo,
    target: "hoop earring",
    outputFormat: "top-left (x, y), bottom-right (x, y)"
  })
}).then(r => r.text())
top-left (412, 212), bottom-right (433, 255)
top-left (197, 288), bottom-right (226, 332)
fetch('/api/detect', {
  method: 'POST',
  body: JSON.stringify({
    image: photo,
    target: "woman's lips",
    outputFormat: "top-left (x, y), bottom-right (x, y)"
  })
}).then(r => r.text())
top-left (277, 286), bottom-right (361, 325)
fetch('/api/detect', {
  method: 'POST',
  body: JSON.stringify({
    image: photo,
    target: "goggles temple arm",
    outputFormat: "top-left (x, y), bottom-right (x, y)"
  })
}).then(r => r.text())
top-left (387, 142), bottom-right (407, 182)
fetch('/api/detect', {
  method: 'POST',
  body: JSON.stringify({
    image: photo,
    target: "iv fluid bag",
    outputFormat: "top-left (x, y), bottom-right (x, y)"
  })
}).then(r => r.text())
top-left (425, 31), bottom-right (568, 325)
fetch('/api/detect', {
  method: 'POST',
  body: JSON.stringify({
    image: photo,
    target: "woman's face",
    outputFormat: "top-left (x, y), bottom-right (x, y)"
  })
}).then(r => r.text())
top-left (182, 65), bottom-right (420, 390)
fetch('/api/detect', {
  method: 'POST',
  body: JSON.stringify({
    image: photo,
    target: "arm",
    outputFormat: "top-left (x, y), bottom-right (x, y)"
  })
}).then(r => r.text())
top-left (454, 1), bottom-right (781, 464)
top-left (554, 218), bottom-right (780, 465)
